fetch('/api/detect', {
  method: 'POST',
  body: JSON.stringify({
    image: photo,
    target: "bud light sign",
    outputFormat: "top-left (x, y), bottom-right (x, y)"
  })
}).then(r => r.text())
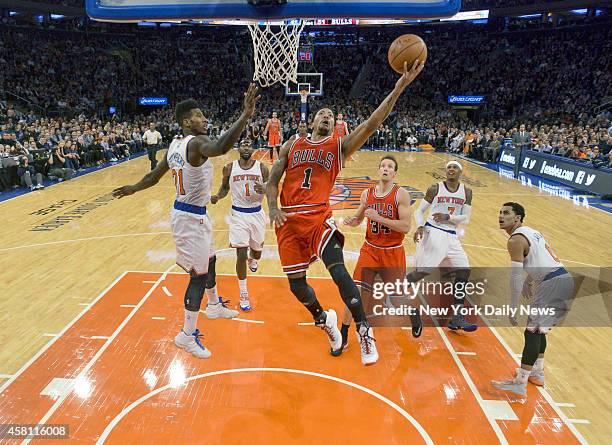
top-left (448, 95), bottom-right (485, 104)
top-left (139, 97), bottom-right (168, 106)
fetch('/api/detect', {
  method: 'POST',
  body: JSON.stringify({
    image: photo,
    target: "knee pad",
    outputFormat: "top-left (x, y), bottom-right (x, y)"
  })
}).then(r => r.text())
top-left (289, 276), bottom-right (315, 305)
top-left (521, 329), bottom-right (542, 366)
top-left (206, 255), bottom-right (217, 289)
top-left (184, 274), bottom-right (207, 311)
top-left (321, 234), bottom-right (344, 269)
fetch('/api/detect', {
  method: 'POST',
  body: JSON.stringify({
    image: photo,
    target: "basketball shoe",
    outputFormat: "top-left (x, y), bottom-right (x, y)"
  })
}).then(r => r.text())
top-left (174, 329), bottom-right (212, 359)
top-left (356, 323), bottom-right (378, 366)
top-left (316, 309), bottom-right (342, 356)
top-left (239, 294), bottom-right (251, 311)
top-left (491, 368), bottom-right (528, 400)
top-left (248, 257), bottom-right (258, 273)
top-left (448, 314), bottom-right (477, 332)
top-left (205, 299), bottom-right (239, 319)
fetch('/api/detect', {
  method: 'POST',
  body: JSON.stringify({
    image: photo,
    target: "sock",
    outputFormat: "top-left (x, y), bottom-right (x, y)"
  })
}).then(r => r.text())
top-left (206, 285), bottom-right (219, 304)
top-left (183, 309), bottom-right (199, 335)
top-left (515, 367), bottom-right (530, 384)
top-left (238, 279), bottom-right (248, 296)
top-left (533, 357), bottom-right (544, 372)
top-left (340, 323), bottom-right (350, 343)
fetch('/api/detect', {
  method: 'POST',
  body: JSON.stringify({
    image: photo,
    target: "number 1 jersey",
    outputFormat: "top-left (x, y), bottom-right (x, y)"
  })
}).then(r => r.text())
top-left (280, 136), bottom-right (343, 212)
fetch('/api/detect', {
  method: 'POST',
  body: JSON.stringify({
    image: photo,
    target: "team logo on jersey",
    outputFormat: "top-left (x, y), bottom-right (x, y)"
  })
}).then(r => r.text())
top-left (168, 152), bottom-right (185, 167)
top-left (330, 177), bottom-right (422, 210)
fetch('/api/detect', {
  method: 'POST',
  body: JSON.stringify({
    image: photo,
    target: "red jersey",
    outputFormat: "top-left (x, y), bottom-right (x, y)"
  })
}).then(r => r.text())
top-left (280, 136), bottom-right (343, 212)
top-left (364, 184), bottom-right (405, 248)
top-left (333, 121), bottom-right (348, 138)
top-left (268, 118), bottom-right (281, 136)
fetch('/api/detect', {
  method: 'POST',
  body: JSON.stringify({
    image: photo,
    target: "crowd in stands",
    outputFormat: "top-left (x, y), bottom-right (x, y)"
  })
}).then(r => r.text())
top-left (1, 16), bottom-right (611, 194)
top-left (461, 0), bottom-right (558, 10)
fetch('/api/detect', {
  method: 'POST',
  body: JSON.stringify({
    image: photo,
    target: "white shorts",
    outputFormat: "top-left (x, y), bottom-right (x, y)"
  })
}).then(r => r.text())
top-left (415, 224), bottom-right (469, 271)
top-left (229, 209), bottom-right (266, 251)
top-left (171, 209), bottom-right (215, 276)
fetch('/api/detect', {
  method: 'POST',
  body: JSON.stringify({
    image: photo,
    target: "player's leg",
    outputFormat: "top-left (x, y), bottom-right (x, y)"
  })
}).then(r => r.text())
top-left (277, 216), bottom-right (342, 355)
top-left (204, 227), bottom-right (239, 319)
top-left (342, 246), bottom-right (376, 351)
top-left (287, 271), bottom-right (343, 355)
top-left (247, 210), bottom-right (266, 274)
top-left (446, 236), bottom-right (477, 332)
top-left (171, 211), bottom-right (213, 358)
top-left (321, 233), bottom-right (378, 365)
top-left (230, 215), bottom-right (256, 311)
top-left (380, 247), bottom-right (423, 338)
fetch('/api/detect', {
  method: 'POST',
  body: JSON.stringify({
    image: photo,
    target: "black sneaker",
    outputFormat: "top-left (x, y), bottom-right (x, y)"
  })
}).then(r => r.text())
top-left (410, 313), bottom-right (423, 338)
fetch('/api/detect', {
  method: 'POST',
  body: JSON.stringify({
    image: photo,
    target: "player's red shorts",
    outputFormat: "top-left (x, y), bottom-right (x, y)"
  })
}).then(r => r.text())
top-left (268, 133), bottom-right (281, 147)
top-left (275, 205), bottom-right (344, 275)
top-left (353, 242), bottom-right (406, 292)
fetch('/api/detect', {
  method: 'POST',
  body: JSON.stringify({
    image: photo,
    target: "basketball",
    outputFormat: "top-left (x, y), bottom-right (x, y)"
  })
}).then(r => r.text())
top-left (387, 34), bottom-right (428, 74)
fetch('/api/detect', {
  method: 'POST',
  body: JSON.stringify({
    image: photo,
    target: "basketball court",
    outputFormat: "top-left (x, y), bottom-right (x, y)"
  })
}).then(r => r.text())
top-left (0, 0), bottom-right (610, 443)
top-left (0, 150), bottom-right (610, 444)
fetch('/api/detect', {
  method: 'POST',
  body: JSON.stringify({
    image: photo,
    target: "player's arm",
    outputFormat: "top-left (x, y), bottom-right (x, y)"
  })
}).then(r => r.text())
top-left (189, 83), bottom-right (260, 158)
top-left (266, 140), bottom-right (291, 227)
top-left (263, 119), bottom-right (270, 137)
top-left (253, 162), bottom-right (270, 194)
top-left (341, 60), bottom-right (424, 160)
top-left (507, 234), bottom-right (528, 325)
top-left (211, 163), bottom-right (232, 204)
top-left (343, 189), bottom-right (368, 227)
top-left (413, 184), bottom-right (437, 242)
top-left (112, 156), bottom-right (170, 198)
top-left (364, 188), bottom-right (413, 233)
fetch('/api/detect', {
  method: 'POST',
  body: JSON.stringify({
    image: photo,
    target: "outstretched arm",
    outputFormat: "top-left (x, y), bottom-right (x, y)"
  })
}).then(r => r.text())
top-left (266, 140), bottom-right (291, 227)
top-left (112, 156), bottom-right (170, 198)
top-left (343, 189), bottom-right (368, 227)
top-left (189, 83), bottom-right (260, 159)
top-left (364, 187), bottom-right (413, 233)
top-left (210, 163), bottom-right (232, 204)
top-left (342, 60), bottom-right (424, 160)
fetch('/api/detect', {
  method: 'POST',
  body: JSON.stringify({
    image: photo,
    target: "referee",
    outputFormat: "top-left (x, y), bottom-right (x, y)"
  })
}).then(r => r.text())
top-left (143, 123), bottom-right (163, 170)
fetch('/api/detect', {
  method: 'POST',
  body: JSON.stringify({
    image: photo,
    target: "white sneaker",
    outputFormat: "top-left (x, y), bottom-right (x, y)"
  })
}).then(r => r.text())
top-left (356, 324), bottom-right (379, 366)
top-left (492, 369), bottom-right (528, 400)
top-left (239, 294), bottom-right (251, 311)
top-left (316, 309), bottom-right (342, 355)
top-left (248, 258), bottom-right (258, 273)
top-left (174, 329), bottom-right (211, 359)
top-left (205, 300), bottom-right (239, 319)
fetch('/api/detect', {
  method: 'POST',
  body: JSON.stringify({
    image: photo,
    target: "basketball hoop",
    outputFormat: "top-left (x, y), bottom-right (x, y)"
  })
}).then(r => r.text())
top-left (299, 89), bottom-right (308, 104)
top-left (247, 20), bottom-right (306, 88)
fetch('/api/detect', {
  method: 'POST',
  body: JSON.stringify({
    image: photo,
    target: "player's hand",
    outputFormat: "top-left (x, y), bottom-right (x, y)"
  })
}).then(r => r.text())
top-left (210, 195), bottom-right (219, 204)
top-left (364, 208), bottom-right (380, 222)
top-left (343, 216), bottom-right (360, 227)
top-left (413, 226), bottom-right (424, 243)
top-left (432, 212), bottom-right (450, 223)
top-left (269, 208), bottom-right (288, 228)
top-left (253, 181), bottom-right (265, 194)
top-left (242, 83), bottom-right (261, 118)
top-left (395, 59), bottom-right (425, 92)
top-left (112, 185), bottom-right (136, 198)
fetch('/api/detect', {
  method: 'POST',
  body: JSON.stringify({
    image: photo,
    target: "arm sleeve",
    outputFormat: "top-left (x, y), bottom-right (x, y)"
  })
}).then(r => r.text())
top-left (509, 261), bottom-right (525, 309)
top-left (449, 204), bottom-right (471, 225)
top-left (414, 199), bottom-right (430, 227)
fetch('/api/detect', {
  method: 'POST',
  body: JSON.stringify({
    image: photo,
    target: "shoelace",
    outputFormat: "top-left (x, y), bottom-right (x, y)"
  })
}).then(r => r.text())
top-left (359, 331), bottom-right (376, 355)
top-left (192, 330), bottom-right (206, 349)
top-left (218, 299), bottom-right (231, 308)
top-left (320, 324), bottom-right (337, 342)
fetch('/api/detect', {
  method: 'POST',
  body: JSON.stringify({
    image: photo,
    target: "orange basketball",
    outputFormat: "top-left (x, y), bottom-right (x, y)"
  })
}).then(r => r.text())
top-left (388, 34), bottom-right (427, 74)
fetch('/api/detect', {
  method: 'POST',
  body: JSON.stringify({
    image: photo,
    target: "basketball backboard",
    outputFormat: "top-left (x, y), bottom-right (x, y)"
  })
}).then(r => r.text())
top-left (286, 72), bottom-right (323, 96)
top-left (86, 0), bottom-right (461, 22)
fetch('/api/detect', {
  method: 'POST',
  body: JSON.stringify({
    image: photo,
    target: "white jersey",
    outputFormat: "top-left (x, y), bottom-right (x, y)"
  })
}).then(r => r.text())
top-left (166, 135), bottom-right (213, 207)
top-left (229, 160), bottom-right (264, 209)
top-left (512, 226), bottom-right (563, 282)
top-left (426, 181), bottom-right (467, 231)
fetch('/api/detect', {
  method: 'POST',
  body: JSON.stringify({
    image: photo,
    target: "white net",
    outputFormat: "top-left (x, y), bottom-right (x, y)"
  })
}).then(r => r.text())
top-left (247, 20), bottom-right (306, 88)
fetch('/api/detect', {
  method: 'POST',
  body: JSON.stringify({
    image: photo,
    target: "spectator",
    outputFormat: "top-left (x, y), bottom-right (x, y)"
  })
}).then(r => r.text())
top-left (17, 156), bottom-right (44, 191)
